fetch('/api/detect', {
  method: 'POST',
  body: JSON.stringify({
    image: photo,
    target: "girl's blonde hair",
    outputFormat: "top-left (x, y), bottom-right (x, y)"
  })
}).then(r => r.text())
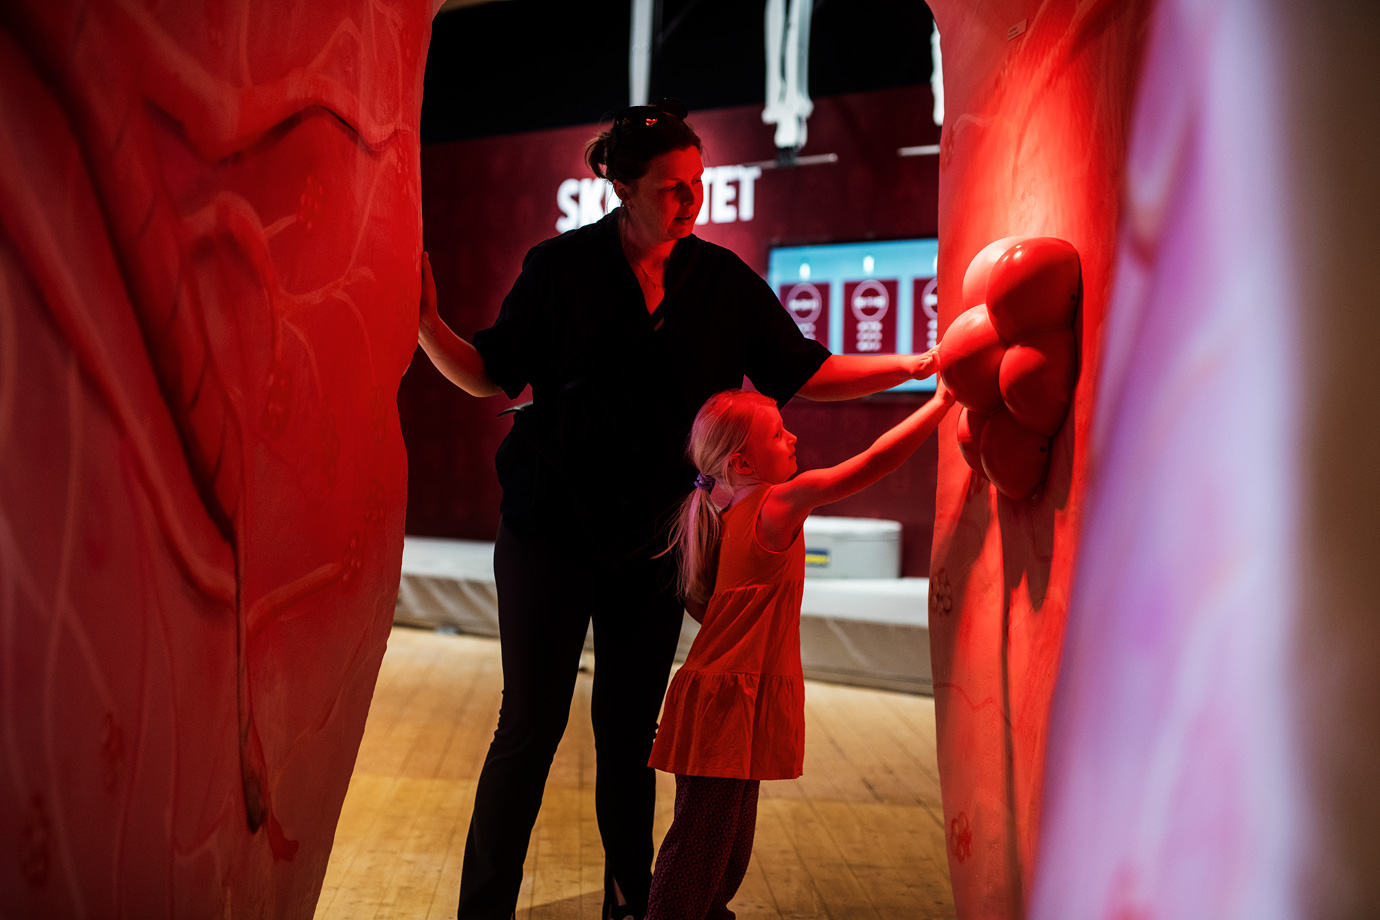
top-left (667, 389), bottom-right (779, 605)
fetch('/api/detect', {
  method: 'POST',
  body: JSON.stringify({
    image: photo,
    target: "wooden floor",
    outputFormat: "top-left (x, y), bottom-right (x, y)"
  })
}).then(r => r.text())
top-left (315, 626), bottom-right (954, 920)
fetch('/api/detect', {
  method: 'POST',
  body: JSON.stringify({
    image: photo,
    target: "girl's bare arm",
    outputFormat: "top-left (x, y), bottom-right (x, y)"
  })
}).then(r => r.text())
top-left (416, 252), bottom-right (504, 398)
top-left (759, 384), bottom-right (956, 548)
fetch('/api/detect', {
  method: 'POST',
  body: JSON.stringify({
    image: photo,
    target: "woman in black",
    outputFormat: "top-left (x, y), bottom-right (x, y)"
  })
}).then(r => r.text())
top-left (417, 100), bottom-right (937, 920)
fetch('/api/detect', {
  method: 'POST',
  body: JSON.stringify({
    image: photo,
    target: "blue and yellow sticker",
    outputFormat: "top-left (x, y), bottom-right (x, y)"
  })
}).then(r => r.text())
top-left (804, 548), bottom-right (831, 568)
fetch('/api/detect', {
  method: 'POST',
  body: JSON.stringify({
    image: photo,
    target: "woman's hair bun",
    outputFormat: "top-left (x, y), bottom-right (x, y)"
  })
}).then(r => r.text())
top-left (584, 98), bottom-right (703, 183)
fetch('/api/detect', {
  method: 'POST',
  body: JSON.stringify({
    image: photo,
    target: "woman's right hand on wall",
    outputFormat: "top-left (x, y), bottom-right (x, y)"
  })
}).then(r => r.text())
top-left (412, 251), bottom-right (503, 398)
top-left (419, 251), bottom-right (440, 339)
top-left (910, 346), bottom-right (941, 380)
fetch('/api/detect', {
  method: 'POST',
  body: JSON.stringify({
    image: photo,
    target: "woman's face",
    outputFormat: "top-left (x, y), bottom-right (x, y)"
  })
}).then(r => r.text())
top-left (615, 146), bottom-right (704, 244)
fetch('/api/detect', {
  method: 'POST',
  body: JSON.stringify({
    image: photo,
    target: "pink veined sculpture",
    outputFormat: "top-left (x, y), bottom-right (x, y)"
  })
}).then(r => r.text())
top-left (0, 1), bottom-right (440, 916)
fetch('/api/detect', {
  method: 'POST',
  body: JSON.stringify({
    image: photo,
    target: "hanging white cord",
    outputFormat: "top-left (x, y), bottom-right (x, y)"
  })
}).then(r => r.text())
top-left (931, 20), bottom-right (944, 126)
top-left (764, 0), bottom-right (784, 126)
top-left (763, 0), bottom-right (814, 151)
top-left (629, 0), bottom-right (653, 106)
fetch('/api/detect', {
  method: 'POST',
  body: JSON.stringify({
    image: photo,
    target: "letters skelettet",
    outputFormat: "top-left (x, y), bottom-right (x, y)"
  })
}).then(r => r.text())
top-left (555, 165), bottom-right (764, 233)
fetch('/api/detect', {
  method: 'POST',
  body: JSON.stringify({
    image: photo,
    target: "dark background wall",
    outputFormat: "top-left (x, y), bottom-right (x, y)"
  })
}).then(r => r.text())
top-left (420, 0), bottom-right (936, 141)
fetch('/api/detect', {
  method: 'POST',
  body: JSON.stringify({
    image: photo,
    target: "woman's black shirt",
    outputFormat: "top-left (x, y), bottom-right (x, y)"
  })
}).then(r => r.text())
top-left (473, 209), bottom-right (830, 562)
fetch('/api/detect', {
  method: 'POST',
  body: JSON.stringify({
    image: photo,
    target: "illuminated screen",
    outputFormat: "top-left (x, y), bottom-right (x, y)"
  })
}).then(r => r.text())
top-left (768, 238), bottom-right (940, 392)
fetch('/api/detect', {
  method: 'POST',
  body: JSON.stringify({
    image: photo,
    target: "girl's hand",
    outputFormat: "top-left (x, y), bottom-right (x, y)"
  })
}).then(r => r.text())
top-left (934, 377), bottom-right (955, 405)
top-left (909, 346), bottom-right (940, 379)
top-left (419, 251), bottom-right (439, 337)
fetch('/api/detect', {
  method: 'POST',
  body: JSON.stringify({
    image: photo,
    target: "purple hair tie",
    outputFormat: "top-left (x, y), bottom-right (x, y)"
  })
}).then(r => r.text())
top-left (694, 473), bottom-right (715, 492)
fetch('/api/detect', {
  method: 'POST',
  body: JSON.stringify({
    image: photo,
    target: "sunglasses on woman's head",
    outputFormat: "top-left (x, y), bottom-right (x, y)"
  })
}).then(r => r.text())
top-left (615, 98), bottom-right (688, 128)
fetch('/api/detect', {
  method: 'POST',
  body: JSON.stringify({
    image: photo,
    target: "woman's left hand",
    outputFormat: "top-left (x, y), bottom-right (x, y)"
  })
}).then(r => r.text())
top-left (909, 347), bottom-right (941, 380)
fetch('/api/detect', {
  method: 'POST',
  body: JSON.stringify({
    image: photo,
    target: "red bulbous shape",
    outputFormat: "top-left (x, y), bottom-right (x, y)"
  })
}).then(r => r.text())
top-left (939, 305), bottom-right (1007, 415)
top-left (956, 407), bottom-right (988, 477)
top-left (999, 329), bottom-right (1079, 436)
top-left (986, 237), bottom-right (1081, 342)
top-left (961, 235), bottom-right (1023, 311)
top-left (979, 409), bottom-right (1051, 501)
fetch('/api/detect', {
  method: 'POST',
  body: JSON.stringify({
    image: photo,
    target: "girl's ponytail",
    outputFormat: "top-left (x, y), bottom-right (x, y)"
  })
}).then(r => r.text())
top-left (671, 484), bottom-right (724, 605)
top-left (666, 390), bottom-right (778, 605)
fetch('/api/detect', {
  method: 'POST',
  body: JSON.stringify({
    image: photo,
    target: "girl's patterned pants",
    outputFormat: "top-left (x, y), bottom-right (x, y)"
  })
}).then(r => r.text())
top-left (645, 774), bottom-right (761, 920)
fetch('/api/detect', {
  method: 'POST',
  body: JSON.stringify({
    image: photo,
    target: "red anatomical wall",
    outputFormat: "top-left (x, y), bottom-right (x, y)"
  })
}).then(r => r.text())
top-left (923, 1), bottom-right (1150, 916)
top-left (0, 2), bottom-right (435, 916)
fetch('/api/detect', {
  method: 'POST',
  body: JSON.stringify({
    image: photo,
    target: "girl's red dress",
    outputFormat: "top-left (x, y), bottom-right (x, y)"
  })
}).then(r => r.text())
top-left (649, 484), bottom-right (805, 780)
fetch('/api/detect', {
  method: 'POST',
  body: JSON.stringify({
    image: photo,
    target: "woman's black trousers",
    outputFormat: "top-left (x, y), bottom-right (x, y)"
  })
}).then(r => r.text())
top-left (455, 522), bottom-right (685, 920)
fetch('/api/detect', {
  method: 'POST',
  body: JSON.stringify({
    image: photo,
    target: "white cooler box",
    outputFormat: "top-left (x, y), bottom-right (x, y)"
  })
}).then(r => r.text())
top-left (801, 516), bottom-right (901, 578)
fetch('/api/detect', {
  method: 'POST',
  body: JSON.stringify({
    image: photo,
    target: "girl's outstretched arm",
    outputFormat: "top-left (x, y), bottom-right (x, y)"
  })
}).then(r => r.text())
top-left (759, 383), bottom-right (957, 549)
top-left (416, 252), bottom-right (504, 398)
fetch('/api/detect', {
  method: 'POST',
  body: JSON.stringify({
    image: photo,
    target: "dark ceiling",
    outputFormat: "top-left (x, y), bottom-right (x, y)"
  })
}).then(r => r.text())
top-left (421, 0), bottom-right (936, 143)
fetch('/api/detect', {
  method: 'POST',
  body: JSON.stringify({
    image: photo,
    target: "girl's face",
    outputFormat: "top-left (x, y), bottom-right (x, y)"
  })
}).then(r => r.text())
top-left (614, 146), bottom-right (704, 244)
top-left (737, 405), bottom-right (798, 484)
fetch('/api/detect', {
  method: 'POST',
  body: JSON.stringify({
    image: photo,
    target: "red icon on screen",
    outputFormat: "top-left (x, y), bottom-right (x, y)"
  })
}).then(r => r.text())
top-left (783, 282), bottom-right (827, 341)
top-left (846, 280), bottom-right (895, 354)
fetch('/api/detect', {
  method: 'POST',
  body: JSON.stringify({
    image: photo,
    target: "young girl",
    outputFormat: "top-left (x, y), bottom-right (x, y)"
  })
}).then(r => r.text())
top-left (646, 383), bottom-right (955, 920)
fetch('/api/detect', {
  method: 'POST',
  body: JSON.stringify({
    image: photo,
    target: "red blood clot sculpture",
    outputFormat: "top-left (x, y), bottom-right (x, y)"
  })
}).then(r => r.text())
top-left (986, 237), bottom-right (1082, 341)
top-left (961, 235), bottom-right (1024, 310)
top-left (940, 237), bottom-right (1082, 500)
top-left (978, 409), bottom-right (1052, 502)
top-left (938, 305), bottom-right (1007, 416)
top-left (999, 329), bottom-right (1078, 437)
top-left (956, 406), bottom-right (987, 474)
